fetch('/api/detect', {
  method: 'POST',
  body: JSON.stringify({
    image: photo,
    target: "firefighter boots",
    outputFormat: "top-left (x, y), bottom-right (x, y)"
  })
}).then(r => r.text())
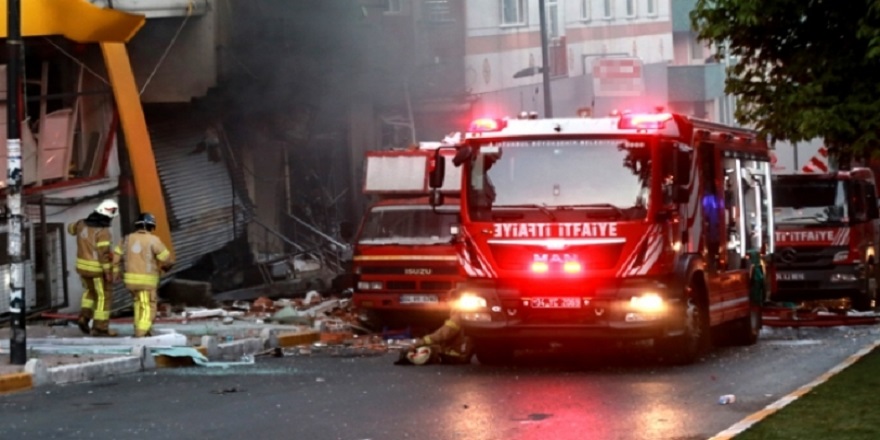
top-left (76, 316), bottom-right (91, 335)
top-left (90, 328), bottom-right (119, 337)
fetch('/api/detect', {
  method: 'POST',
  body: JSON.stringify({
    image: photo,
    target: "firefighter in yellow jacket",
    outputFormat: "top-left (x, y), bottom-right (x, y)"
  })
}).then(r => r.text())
top-left (113, 213), bottom-right (174, 337)
top-left (68, 199), bottom-right (119, 336)
top-left (396, 310), bottom-right (474, 365)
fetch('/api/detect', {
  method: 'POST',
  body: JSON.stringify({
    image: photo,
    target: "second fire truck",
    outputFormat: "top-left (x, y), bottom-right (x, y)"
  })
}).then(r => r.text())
top-left (428, 111), bottom-right (777, 364)
top-left (772, 168), bottom-right (880, 310)
top-left (352, 142), bottom-right (463, 332)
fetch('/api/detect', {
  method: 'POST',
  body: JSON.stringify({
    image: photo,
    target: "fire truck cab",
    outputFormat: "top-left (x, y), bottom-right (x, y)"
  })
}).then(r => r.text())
top-left (352, 142), bottom-right (463, 331)
top-left (428, 112), bottom-right (776, 364)
top-left (772, 168), bottom-right (880, 310)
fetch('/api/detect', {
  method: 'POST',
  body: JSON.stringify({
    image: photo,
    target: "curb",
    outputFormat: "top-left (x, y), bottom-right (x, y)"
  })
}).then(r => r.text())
top-left (0, 330), bottom-right (321, 394)
top-left (0, 372), bottom-right (33, 395)
top-left (709, 339), bottom-right (880, 440)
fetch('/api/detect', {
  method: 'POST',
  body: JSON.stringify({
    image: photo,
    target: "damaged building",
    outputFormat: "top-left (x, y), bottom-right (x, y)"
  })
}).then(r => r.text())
top-left (2, 0), bottom-right (728, 320)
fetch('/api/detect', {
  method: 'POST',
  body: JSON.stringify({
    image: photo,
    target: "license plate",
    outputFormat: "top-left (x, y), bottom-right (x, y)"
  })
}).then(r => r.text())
top-left (400, 294), bottom-right (439, 304)
top-left (776, 272), bottom-right (805, 281)
top-left (529, 297), bottom-right (582, 309)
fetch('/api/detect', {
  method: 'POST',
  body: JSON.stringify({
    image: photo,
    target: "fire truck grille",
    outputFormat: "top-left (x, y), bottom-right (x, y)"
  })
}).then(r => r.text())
top-left (774, 246), bottom-right (842, 268)
top-left (361, 266), bottom-right (459, 275)
top-left (777, 280), bottom-right (822, 290)
top-left (384, 280), bottom-right (454, 292)
top-left (421, 281), bottom-right (454, 291)
top-left (489, 243), bottom-right (625, 271)
top-left (386, 281), bottom-right (417, 290)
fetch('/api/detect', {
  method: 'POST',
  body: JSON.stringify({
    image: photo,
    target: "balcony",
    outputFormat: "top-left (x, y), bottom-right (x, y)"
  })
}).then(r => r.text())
top-left (89, 0), bottom-right (208, 18)
top-left (667, 62), bottom-right (725, 102)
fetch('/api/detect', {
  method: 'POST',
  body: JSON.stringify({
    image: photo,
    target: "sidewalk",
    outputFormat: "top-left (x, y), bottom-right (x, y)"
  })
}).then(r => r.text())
top-left (0, 319), bottom-right (322, 395)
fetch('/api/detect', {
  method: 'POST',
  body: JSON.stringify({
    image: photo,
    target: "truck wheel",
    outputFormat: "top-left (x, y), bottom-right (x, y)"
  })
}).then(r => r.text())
top-left (852, 263), bottom-right (878, 312)
top-left (474, 341), bottom-right (514, 366)
top-left (729, 303), bottom-right (762, 346)
top-left (656, 285), bottom-right (710, 365)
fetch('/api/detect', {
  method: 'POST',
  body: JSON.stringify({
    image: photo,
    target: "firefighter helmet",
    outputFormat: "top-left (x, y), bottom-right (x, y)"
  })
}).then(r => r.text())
top-left (134, 212), bottom-right (157, 230)
top-left (94, 199), bottom-right (119, 219)
top-left (406, 346), bottom-right (433, 365)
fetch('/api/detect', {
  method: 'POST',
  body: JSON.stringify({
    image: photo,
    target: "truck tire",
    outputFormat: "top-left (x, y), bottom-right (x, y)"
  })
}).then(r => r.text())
top-left (729, 303), bottom-right (762, 346)
top-left (852, 263), bottom-right (878, 312)
top-left (656, 284), bottom-right (710, 365)
top-left (728, 259), bottom-right (764, 346)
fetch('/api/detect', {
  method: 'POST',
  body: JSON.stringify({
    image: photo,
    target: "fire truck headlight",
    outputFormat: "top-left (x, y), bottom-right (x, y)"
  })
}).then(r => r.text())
top-left (562, 261), bottom-right (582, 274)
top-left (455, 293), bottom-right (488, 311)
top-left (629, 293), bottom-right (666, 313)
top-left (833, 251), bottom-right (849, 263)
top-left (530, 261), bottom-right (549, 274)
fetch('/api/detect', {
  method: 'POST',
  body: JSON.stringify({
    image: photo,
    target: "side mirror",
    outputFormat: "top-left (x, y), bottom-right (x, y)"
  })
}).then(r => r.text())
top-left (429, 153), bottom-right (446, 189)
top-left (452, 146), bottom-right (473, 166)
top-left (429, 189), bottom-right (445, 207)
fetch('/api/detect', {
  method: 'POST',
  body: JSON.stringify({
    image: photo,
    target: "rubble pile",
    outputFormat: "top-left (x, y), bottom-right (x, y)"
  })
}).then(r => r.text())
top-left (156, 291), bottom-right (414, 358)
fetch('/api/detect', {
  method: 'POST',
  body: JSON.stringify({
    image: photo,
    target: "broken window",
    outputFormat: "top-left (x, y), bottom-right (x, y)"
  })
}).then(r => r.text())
top-left (1, 41), bottom-right (117, 190)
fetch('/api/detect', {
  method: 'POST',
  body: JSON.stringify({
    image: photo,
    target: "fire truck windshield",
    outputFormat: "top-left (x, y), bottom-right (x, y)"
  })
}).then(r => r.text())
top-left (466, 139), bottom-right (652, 220)
top-left (358, 205), bottom-right (458, 245)
top-left (773, 178), bottom-right (849, 224)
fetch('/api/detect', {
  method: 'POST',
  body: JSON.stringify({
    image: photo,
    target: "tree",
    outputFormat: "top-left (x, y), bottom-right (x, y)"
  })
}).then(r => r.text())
top-left (691, 0), bottom-right (880, 158)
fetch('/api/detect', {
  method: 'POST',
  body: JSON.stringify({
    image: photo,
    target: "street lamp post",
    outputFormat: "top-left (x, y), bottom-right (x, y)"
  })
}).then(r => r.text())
top-left (538, 0), bottom-right (553, 117)
top-left (6, 0), bottom-right (27, 365)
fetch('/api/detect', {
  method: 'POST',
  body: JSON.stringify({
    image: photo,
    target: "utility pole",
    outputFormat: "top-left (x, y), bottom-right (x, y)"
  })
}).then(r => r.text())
top-left (6, 0), bottom-right (27, 365)
top-left (538, 0), bottom-right (552, 117)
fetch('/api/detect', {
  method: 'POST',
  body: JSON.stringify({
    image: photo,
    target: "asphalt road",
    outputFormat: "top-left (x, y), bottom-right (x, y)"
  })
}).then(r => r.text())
top-left (1, 325), bottom-right (878, 440)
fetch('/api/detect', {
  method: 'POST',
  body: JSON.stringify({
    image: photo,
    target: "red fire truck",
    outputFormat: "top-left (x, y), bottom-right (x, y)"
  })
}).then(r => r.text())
top-left (352, 143), bottom-right (463, 332)
top-left (772, 168), bottom-right (880, 310)
top-left (428, 112), bottom-right (776, 364)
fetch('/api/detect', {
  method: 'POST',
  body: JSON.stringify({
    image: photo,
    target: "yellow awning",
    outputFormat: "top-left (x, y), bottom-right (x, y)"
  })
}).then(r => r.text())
top-left (0, 0), bottom-right (145, 42)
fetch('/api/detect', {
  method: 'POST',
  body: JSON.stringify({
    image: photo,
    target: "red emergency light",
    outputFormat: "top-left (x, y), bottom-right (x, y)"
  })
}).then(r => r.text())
top-left (618, 113), bottom-right (673, 130)
top-left (469, 118), bottom-right (507, 132)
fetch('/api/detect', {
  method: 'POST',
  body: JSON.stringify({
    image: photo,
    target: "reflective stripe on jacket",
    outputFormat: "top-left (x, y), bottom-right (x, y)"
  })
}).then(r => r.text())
top-left (67, 220), bottom-right (113, 277)
top-left (114, 231), bottom-right (174, 290)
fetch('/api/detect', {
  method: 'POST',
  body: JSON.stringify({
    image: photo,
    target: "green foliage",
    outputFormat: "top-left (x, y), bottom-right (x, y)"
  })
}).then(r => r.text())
top-left (735, 349), bottom-right (880, 439)
top-left (691, 0), bottom-right (880, 156)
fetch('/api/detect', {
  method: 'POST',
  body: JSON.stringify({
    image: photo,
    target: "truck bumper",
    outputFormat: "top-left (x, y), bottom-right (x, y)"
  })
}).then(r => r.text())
top-left (773, 265), bottom-right (863, 302)
top-left (461, 320), bottom-right (666, 344)
top-left (353, 291), bottom-right (453, 311)
top-left (452, 278), bottom-right (681, 344)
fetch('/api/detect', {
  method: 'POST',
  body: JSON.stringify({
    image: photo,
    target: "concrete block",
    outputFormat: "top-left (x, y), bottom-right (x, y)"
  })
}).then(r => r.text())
top-left (48, 356), bottom-right (142, 385)
top-left (277, 331), bottom-right (320, 348)
top-left (200, 335), bottom-right (219, 359)
top-left (216, 338), bottom-right (263, 361)
top-left (24, 359), bottom-right (49, 387)
top-left (260, 328), bottom-right (279, 349)
top-left (131, 345), bottom-right (156, 370)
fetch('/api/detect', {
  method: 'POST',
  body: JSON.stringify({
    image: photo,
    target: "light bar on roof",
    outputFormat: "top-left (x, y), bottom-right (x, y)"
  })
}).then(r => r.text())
top-left (469, 118), bottom-right (507, 132)
top-left (619, 113), bottom-right (673, 130)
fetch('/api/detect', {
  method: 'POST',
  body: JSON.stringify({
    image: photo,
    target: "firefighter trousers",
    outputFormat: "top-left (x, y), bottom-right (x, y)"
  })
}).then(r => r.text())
top-left (418, 313), bottom-right (473, 364)
top-left (131, 289), bottom-right (157, 337)
top-left (79, 276), bottom-right (112, 331)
